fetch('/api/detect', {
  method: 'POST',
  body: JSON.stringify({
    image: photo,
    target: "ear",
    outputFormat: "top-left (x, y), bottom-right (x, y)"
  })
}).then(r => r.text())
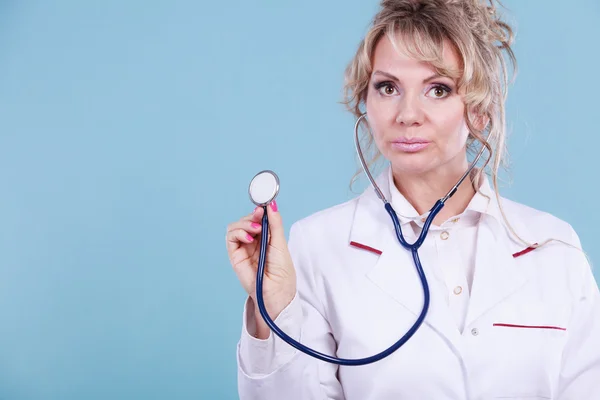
top-left (468, 109), bottom-right (489, 132)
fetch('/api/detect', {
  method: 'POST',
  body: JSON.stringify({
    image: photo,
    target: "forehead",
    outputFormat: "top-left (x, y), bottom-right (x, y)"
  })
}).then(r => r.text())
top-left (371, 33), bottom-right (462, 78)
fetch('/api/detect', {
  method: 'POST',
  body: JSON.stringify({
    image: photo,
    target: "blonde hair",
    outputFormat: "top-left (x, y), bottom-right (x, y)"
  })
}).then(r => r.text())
top-left (342, 0), bottom-right (581, 254)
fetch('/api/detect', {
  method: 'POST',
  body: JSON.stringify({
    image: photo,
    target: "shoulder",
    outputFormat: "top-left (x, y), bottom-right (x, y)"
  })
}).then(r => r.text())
top-left (288, 196), bottom-right (360, 242)
top-left (497, 195), bottom-right (593, 291)
top-left (495, 194), bottom-right (578, 246)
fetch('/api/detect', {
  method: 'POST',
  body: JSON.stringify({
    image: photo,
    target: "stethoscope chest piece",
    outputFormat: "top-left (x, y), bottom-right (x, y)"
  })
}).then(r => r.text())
top-left (248, 170), bottom-right (280, 207)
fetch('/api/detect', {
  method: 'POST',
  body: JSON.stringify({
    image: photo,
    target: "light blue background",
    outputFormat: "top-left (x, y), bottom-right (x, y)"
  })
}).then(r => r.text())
top-left (0, 1), bottom-right (597, 399)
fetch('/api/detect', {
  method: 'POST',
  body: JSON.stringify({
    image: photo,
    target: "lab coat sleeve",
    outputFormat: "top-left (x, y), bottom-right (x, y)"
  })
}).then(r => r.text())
top-left (556, 230), bottom-right (600, 399)
top-left (237, 221), bottom-right (345, 400)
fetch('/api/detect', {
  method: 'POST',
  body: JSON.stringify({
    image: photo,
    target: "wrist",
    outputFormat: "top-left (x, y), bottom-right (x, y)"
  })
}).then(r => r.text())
top-left (250, 298), bottom-right (271, 339)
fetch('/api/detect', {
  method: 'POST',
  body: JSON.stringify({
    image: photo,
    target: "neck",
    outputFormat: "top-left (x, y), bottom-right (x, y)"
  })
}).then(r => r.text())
top-left (392, 160), bottom-right (476, 226)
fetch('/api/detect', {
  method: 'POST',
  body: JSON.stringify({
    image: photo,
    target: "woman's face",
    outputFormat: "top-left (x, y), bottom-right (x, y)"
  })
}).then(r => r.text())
top-left (365, 34), bottom-right (471, 177)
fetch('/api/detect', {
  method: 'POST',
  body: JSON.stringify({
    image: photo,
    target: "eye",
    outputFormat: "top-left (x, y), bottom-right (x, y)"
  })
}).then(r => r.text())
top-left (427, 85), bottom-right (452, 99)
top-left (382, 84), bottom-right (396, 96)
top-left (374, 81), bottom-right (398, 96)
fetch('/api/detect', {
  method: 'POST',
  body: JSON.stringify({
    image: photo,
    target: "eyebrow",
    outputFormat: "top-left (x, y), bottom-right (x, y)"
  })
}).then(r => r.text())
top-left (372, 70), bottom-right (450, 83)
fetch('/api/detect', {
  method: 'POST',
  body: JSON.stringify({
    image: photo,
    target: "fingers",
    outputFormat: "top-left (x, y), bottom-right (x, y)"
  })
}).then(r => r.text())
top-left (226, 209), bottom-right (265, 252)
top-left (226, 227), bottom-right (256, 253)
top-left (265, 200), bottom-right (285, 248)
top-left (226, 203), bottom-right (279, 256)
top-left (242, 206), bottom-right (264, 223)
top-left (228, 218), bottom-right (263, 237)
top-left (238, 207), bottom-right (267, 238)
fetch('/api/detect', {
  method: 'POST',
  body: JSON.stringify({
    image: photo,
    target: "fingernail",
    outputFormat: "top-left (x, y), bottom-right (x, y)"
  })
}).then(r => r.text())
top-left (246, 234), bottom-right (254, 242)
top-left (270, 200), bottom-right (278, 212)
top-left (253, 207), bottom-right (258, 214)
top-left (251, 222), bottom-right (260, 229)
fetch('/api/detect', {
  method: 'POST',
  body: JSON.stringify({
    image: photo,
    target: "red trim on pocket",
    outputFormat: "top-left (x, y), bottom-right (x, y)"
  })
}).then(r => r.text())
top-left (512, 243), bottom-right (538, 258)
top-left (349, 241), bottom-right (382, 255)
top-left (493, 323), bottom-right (566, 331)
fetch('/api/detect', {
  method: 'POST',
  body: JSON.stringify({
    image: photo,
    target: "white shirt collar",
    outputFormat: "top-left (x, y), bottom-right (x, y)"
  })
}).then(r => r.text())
top-left (386, 165), bottom-right (497, 228)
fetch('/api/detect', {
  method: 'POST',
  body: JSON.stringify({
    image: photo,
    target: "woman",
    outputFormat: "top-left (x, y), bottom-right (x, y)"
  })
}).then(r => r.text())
top-left (225, 0), bottom-right (600, 398)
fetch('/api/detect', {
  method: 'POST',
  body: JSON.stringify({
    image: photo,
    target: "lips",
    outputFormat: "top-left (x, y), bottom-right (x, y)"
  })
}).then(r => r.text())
top-left (391, 138), bottom-right (431, 153)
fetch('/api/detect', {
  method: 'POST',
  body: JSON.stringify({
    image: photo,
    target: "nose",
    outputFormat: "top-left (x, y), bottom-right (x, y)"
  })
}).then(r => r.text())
top-left (395, 92), bottom-right (424, 126)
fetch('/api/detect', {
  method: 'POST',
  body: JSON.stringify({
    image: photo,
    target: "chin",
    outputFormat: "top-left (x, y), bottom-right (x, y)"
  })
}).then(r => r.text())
top-left (387, 153), bottom-right (438, 176)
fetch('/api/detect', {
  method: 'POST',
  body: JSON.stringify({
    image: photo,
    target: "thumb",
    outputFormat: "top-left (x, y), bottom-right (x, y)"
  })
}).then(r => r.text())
top-left (265, 200), bottom-right (286, 248)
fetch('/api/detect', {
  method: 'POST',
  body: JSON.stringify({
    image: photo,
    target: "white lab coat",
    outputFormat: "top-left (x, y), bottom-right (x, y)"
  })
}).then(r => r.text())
top-left (236, 166), bottom-right (600, 400)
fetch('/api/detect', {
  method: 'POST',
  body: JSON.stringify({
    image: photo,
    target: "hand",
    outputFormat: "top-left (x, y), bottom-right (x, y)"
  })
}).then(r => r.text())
top-left (226, 201), bottom-right (297, 328)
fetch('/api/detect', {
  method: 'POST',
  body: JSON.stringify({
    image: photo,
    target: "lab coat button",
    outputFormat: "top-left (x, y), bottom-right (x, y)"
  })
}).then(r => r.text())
top-left (471, 328), bottom-right (479, 336)
top-left (441, 231), bottom-right (449, 240)
top-left (453, 286), bottom-right (462, 295)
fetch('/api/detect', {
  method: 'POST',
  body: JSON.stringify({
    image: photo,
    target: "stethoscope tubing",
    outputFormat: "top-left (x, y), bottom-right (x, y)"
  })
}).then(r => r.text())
top-left (253, 114), bottom-right (487, 366)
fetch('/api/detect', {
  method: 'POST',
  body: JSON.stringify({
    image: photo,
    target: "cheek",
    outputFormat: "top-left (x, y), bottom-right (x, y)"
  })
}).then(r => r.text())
top-left (433, 104), bottom-right (469, 145)
top-left (365, 91), bottom-right (383, 121)
top-left (365, 95), bottom-right (386, 138)
top-left (365, 92), bottom-right (401, 134)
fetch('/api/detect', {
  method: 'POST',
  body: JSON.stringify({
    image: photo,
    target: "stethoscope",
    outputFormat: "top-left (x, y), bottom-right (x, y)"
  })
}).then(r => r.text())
top-left (247, 113), bottom-right (486, 366)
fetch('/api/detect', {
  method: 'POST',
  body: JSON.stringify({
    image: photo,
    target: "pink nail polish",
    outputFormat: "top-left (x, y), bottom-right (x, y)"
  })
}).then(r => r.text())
top-left (251, 222), bottom-right (260, 229)
top-left (246, 234), bottom-right (254, 242)
top-left (270, 200), bottom-right (278, 212)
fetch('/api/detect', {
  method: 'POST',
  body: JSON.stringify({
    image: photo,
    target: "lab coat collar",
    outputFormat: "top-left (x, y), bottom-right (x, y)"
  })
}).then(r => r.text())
top-left (349, 164), bottom-right (529, 346)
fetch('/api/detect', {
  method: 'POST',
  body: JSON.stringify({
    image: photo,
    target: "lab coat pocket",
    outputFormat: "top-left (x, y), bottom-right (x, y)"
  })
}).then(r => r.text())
top-left (489, 301), bottom-right (569, 398)
top-left (492, 301), bottom-right (569, 340)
